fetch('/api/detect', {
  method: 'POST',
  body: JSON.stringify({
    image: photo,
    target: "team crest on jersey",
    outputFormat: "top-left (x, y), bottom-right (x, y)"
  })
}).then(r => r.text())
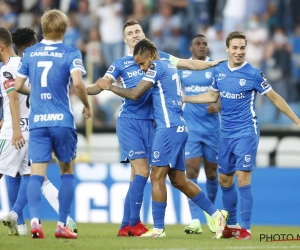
top-left (239, 79), bottom-right (246, 86)
top-left (107, 66), bottom-right (115, 73)
top-left (3, 70), bottom-right (13, 80)
top-left (245, 154), bottom-right (251, 162)
top-left (205, 72), bottom-right (212, 79)
top-left (153, 151), bottom-right (160, 159)
top-left (145, 69), bottom-right (156, 78)
top-left (261, 81), bottom-right (270, 89)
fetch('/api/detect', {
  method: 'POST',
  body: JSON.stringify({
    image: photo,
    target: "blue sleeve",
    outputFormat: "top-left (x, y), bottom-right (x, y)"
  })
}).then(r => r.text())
top-left (254, 69), bottom-right (272, 95)
top-left (105, 59), bottom-right (121, 82)
top-left (69, 49), bottom-right (86, 75)
top-left (17, 49), bottom-right (29, 78)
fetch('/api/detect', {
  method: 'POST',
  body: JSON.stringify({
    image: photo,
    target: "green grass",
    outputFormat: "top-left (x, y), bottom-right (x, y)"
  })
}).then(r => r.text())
top-left (0, 222), bottom-right (300, 250)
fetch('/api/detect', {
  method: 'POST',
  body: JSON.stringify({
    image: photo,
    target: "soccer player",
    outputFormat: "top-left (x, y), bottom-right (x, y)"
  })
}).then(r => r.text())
top-left (183, 31), bottom-right (300, 240)
top-left (97, 38), bottom-right (228, 239)
top-left (179, 34), bottom-right (220, 234)
top-left (14, 10), bottom-right (92, 239)
top-left (0, 27), bottom-right (29, 236)
top-left (2, 27), bottom-right (77, 236)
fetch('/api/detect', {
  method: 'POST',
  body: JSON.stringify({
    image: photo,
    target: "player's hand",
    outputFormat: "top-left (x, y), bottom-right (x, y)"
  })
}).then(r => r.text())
top-left (211, 59), bottom-right (227, 67)
top-left (0, 119), bottom-right (3, 129)
top-left (12, 131), bottom-right (25, 149)
top-left (207, 103), bottom-right (220, 114)
top-left (96, 78), bottom-right (111, 90)
top-left (82, 105), bottom-right (92, 119)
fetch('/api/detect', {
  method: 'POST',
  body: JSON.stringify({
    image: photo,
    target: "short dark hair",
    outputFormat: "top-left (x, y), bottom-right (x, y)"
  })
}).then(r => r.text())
top-left (123, 19), bottom-right (140, 33)
top-left (11, 27), bottom-right (36, 48)
top-left (191, 34), bottom-right (206, 45)
top-left (0, 27), bottom-right (12, 47)
top-left (226, 31), bottom-right (247, 47)
top-left (133, 38), bottom-right (157, 58)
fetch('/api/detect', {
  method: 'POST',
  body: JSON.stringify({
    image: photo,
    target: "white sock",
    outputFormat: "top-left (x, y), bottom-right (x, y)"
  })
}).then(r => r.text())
top-left (211, 210), bottom-right (219, 219)
top-left (31, 217), bottom-right (39, 226)
top-left (227, 224), bottom-right (240, 228)
top-left (41, 180), bottom-right (59, 214)
top-left (57, 221), bottom-right (65, 228)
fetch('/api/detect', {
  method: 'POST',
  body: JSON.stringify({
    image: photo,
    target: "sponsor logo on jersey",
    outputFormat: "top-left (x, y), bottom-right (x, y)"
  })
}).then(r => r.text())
top-left (217, 73), bottom-right (226, 81)
top-left (129, 150), bottom-right (134, 157)
top-left (153, 151), bottom-right (160, 159)
top-left (3, 79), bottom-right (15, 90)
top-left (205, 72), bottom-right (212, 79)
top-left (261, 81), bottom-right (270, 89)
top-left (127, 69), bottom-right (144, 78)
top-left (3, 70), bottom-right (13, 79)
top-left (220, 91), bottom-right (245, 99)
top-left (168, 63), bottom-right (176, 69)
top-left (145, 69), bottom-right (156, 77)
top-left (73, 59), bottom-right (84, 68)
top-left (30, 51), bottom-right (63, 58)
top-left (239, 79), bottom-right (246, 86)
top-left (184, 85), bottom-right (209, 93)
top-left (245, 154), bottom-right (251, 162)
top-left (124, 60), bottom-right (134, 65)
top-left (107, 66), bottom-right (115, 73)
top-left (33, 113), bottom-right (64, 122)
top-left (149, 63), bottom-right (156, 70)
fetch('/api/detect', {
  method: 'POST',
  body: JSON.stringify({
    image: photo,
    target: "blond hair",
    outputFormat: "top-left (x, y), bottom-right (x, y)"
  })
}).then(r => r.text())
top-left (41, 9), bottom-right (69, 41)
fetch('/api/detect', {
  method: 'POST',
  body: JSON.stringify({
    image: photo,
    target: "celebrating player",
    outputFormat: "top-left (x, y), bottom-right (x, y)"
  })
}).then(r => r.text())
top-left (15, 10), bottom-right (91, 239)
top-left (179, 34), bottom-right (221, 234)
top-left (183, 31), bottom-right (300, 239)
top-left (97, 38), bottom-right (228, 239)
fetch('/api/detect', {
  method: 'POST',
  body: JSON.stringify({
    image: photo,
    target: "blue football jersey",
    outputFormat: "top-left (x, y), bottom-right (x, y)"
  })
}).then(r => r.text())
top-left (17, 40), bottom-right (86, 130)
top-left (178, 58), bottom-right (220, 132)
top-left (142, 59), bottom-right (186, 129)
top-left (212, 61), bottom-right (272, 138)
top-left (105, 51), bottom-right (170, 120)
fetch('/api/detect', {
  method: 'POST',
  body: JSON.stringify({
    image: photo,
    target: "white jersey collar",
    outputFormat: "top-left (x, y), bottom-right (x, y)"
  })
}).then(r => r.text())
top-left (227, 61), bottom-right (248, 71)
top-left (40, 39), bottom-right (63, 45)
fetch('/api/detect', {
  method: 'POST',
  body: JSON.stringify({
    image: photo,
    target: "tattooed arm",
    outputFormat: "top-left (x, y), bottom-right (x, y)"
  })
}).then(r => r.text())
top-left (98, 78), bottom-right (153, 100)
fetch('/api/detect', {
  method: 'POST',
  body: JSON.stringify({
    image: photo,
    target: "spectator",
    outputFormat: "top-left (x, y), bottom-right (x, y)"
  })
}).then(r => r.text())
top-left (95, 0), bottom-right (124, 69)
top-left (63, 11), bottom-right (81, 48)
top-left (149, 1), bottom-right (182, 56)
top-left (0, 0), bottom-right (18, 32)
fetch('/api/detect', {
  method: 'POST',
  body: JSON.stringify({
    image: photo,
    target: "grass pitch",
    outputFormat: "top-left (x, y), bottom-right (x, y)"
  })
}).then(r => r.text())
top-left (0, 222), bottom-right (299, 250)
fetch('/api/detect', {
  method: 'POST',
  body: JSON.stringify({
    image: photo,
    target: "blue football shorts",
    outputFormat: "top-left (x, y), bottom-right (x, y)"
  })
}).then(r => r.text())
top-left (151, 126), bottom-right (188, 170)
top-left (116, 117), bottom-right (155, 163)
top-left (218, 134), bottom-right (259, 174)
top-left (185, 131), bottom-right (219, 163)
top-left (28, 127), bottom-right (77, 163)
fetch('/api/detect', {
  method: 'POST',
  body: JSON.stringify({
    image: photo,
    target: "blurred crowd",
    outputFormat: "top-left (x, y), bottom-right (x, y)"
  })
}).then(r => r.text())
top-left (1, 0), bottom-right (300, 129)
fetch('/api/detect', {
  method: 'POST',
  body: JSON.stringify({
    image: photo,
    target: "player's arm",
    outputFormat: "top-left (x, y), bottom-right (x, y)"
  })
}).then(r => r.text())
top-left (98, 78), bottom-right (152, 100)
top-left (183, 88), bottom-right (220, 104)
top-left (169, 55), bottom-right (225, 70)
top-left (86, 75), bottom-right (113, 95)
top-left (7, 90), bottom-right (25, 149)
top-left (15, 76), bottom-right (30, 95)
top-left (265, 89), bottom-right (300, 127)
top-left (207, 98), bottom-right (221, 114)
top-left (71, 70), bottom-right (92, 119)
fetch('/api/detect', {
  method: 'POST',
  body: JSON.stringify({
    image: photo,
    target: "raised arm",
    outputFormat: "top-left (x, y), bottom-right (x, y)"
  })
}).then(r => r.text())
top-left (97, 78), bottom-right (153, 100)
top-left (169, 55), bottom-right (225, 70)
top-left (183, 88), bottom-right (220, 104)
top-left (265, 89), bottom-right (300, 127)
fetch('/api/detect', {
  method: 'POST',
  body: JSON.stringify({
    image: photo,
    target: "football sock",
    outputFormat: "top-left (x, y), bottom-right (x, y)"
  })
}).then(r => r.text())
top-left (191, 191), bottom-right (217, 216)
top-left (239, 184), bottom-right (253, 230)
top-left (12, 175), bottom-right (29, 219)
top-left (58, 174), bottom-right (75, 225)
top-left (129, 175), bottom-right (147, 227)
top-left (27, 175), bottom-right (44, 219)
top-left (187, 178), bottom-right (200, 220)
top-left (152, 201), bottom-right (166, 229)
top-left (120, 182), bottom-right (131, 229)
top-left (221, 183), bottom-right (238, 225)
top-left (6, 175), bottom-right (24, 225)
top-left (206, 178), bottom-right (218, 204)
